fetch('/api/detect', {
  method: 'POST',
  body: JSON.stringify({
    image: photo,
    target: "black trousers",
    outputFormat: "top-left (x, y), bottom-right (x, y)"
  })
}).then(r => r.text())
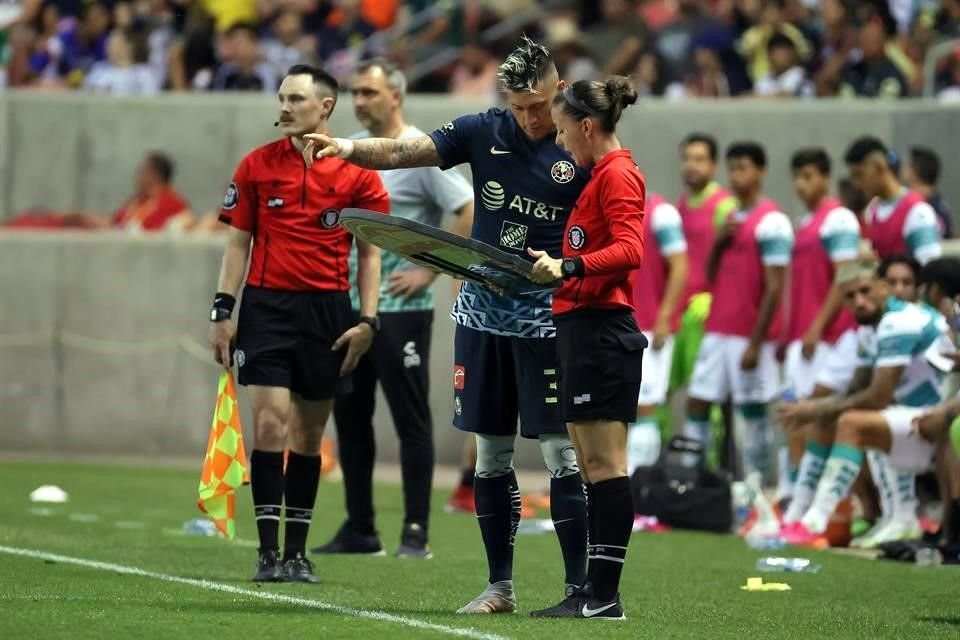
top-left (333, 310), bottom-right (434, 534)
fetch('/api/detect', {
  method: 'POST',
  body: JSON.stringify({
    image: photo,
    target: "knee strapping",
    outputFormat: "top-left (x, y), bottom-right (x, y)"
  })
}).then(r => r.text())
top-left (539, 434), bottom-right (580, 478)
top-left (475, 434), bottom-right (515, 478)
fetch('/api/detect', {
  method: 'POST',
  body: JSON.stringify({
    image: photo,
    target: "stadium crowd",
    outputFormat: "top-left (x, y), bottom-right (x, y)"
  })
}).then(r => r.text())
top-left (2, 0), bottom-right (960, 98)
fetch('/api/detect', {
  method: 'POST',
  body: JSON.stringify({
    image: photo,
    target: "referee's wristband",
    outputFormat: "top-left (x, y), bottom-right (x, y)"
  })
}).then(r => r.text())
top-left (210, 292), bottom-right (236, 322)
top-left (561, 257), bottom-right (585, 280)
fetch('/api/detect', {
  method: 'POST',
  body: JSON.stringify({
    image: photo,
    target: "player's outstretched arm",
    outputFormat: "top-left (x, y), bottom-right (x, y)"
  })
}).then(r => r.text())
top-left (303, 134), bottom-right (440, 170)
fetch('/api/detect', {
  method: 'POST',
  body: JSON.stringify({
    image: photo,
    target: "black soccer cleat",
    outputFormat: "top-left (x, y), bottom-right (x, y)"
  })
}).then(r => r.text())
top-left (311, 523), bottom-right (386, 556)
top-left (396, 522), bottom-right (433, 559)
top-left (252, 549), bottom-right (284, 583)
top-left (282, 553), bottom-right (320, 584)
top-left (530, 586), bottom-right (626, 620)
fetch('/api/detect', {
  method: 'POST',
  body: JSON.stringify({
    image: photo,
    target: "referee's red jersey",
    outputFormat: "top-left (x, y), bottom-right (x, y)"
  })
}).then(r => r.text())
top-left (219, 138), bottom-right (389, 291)
top-left (553, 149), bottom-right (645, 315)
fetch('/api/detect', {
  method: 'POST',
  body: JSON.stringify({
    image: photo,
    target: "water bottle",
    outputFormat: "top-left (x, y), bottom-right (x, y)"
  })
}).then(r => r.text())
top-left (755, 557), bottom-right (822, 573)
top-left (182, 517), bottom-right (221, 537)
top-left (914, 548), bottom-right (943, 566)
top-left (731, 481), bottom-right (752, 530)
top-left (745, 535), bottom-right (787, 550)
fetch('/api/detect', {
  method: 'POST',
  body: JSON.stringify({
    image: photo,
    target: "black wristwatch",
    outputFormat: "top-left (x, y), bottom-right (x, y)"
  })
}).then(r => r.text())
top-left (561, 257), bottom-right (584, 280)
top-left (358, 315), bottom-right (380, 333)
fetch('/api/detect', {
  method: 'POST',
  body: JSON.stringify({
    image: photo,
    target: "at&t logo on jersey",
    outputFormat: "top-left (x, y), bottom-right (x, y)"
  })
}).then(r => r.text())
top-left (551, 161), bottom-right (575, 184)
top-left (480, 180), bottom-right (564, 221)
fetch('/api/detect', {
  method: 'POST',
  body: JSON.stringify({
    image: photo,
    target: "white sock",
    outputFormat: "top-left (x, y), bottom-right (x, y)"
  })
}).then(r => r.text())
top-left (801, 444), bottom-right (862, 534)
top-left (866, 450), bottom-right (896, 523)
top-left (683, 416), bottom-right (712, 466)
top-left (783, 442), bottom-right (830, 524)
top-left (775, 446), bottom-right (795, 502)
top-left (740, 409), bottom-right (772, 483)
top-left (893, 470), bottom-right (919, 524)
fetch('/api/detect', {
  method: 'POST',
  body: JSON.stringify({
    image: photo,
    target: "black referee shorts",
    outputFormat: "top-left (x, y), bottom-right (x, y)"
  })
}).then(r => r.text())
top-left (555, 309), bottom-right (647, 423)
top-left (235, 286), bottom-right (353, 401)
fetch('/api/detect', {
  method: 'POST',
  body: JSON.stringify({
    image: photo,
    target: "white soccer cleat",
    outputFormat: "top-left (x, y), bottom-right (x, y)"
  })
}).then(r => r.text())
top-left (850, 518), bottom-right (922, 549)
top-left (456, 580), bottom-right (517, 614)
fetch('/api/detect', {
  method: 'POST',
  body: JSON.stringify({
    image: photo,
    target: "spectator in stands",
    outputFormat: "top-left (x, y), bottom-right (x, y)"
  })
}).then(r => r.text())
top-left (448, 37), bottom-right (498, 100)
top-left (633, 50), bottom-right (676, 98)
top-left (31, 152), bottom-right (192, 232)
top-left (936, 0), bottom-right (960, 39)
top-left (812, 0), bottom-right (858, 96)
top-left (653, 0), bottom-right (726, 89)
top-left (210, 21), bottom-right (276, 92)
top-left (199, 0), bottom-right (258, 33)
top-left (316, 0), bottom-right (377, 82)
top-left (586, 0), bottom-right (647, 76)
top-left (544, 16), bottom-right (599, 83)
top-left (29, 0), bottom-right (111, 88)
top-left (262, 9), bottom-right (316, 81)
top-left (83, 26), bottom-right (160, 94)
top-left (937, 49), bottom-right (960, 102)
top-left (737, 0), bottom-right (811, 85)
top-left (905, 147), bottom-right (955, 239)
top-left (753, 31), bottom-right (812, 97)
top-left (839, 9), bottom-right (908, 98)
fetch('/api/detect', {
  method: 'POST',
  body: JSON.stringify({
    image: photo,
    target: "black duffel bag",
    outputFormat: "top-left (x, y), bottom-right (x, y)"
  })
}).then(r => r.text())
top-left (631, 435), bottom-right (733, 533)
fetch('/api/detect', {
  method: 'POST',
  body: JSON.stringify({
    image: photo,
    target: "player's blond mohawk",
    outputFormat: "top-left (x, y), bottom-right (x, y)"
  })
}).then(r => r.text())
top-left (497, 36), bottom-right (554, 93)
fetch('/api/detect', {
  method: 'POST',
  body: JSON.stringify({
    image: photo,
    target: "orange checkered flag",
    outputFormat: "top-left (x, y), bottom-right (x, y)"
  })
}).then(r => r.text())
top-left (197, 370), bottom-right (249, 539)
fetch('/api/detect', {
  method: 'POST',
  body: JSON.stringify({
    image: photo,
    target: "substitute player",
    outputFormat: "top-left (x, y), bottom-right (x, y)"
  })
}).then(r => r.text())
top-left (527, 75), bottom-right (645, 620)
top-left (844, 137), bottom-right (942, 264)
top-left (303, 38), bottom-right (589, 614)
top-left (313, 60), bottom-right (474, 560)
top-left (208, 65), bottom-right (389, 583)
top-left (628, 192), bottom-right (688, 472)
top-left (685, 143), bottom-right (794, 480)
top-left (778, 149), bottom-right (861, 508)
top-left (779, 258), bottom-right (954, 547)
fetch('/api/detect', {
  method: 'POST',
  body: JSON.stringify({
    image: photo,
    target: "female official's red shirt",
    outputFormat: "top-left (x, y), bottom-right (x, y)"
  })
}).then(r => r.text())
top-left (553, 148), bottom-right (646, 315)
top-left (219, 137), bottom-right (389, 292)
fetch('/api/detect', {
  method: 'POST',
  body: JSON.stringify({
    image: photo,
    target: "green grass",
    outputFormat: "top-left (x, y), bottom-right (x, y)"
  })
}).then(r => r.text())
top-left (0, 461), bottom-right (955, 639)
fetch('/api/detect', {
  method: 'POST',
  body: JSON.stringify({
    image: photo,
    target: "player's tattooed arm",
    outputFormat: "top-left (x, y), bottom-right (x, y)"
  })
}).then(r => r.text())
top-left (303, 134), bottom-right (441, 169)
top-left (352, 136), bottom-right (441, 169)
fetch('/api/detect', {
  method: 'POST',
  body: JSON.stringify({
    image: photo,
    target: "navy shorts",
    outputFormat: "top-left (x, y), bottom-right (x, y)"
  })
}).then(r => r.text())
top-left (555, 309), bottom-right (646, 423)
top-left (235, 286), bottom-right (353, 401)
top-left (452, 324), bottom-right (564, 439)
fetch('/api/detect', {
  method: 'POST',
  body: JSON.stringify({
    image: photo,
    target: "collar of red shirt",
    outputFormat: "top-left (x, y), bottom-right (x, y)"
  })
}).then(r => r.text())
top-left (590, 148), bottom-right (633, 176)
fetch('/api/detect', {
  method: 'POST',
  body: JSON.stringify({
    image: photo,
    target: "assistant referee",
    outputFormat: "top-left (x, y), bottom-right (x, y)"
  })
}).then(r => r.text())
top-left (528, 76), bottom-right (645, 620)
top-left (208, 64), bottom-right (389, 584)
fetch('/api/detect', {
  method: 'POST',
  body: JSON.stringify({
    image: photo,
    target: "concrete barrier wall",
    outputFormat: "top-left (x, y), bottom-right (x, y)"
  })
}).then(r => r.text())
top-left (2, 94), bottom-right (959, 467)
top-left (2, 94), bottom-right (959, 226)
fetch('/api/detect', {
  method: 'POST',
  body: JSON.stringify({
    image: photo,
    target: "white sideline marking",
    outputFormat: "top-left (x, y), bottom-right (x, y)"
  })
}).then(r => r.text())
top-left (0, 546), bottom-right (509, 640)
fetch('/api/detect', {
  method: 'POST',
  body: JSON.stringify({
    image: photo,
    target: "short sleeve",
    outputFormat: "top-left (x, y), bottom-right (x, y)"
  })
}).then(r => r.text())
top-left (875, 313), bottom-right (921, 368)
top-left (651, 202), bottom-right (686, 256)
top-left (424, 166), bottom-right (474, 214)
top-left (755, 211), bottom-right (794, 266)
top-left (819, 206), bottom-right (861, 261)
top-left (903, 201), bottom-right (942, 265)
top-left (856, 326), bottom-right (876, 368)
top-left (351, 168), bottom-right (390, 215)
top-left (427, 114), bottom-right (483, 171)
top-left (218, 154), bottom-right (257, 232)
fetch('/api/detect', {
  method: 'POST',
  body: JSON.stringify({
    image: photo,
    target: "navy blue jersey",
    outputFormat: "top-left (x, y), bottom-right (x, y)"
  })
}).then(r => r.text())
top-left (428, 108), bottom-right (589, 338)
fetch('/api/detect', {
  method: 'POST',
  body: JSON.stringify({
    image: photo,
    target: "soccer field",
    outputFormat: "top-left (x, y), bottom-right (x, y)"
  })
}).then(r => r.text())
top-left (0, 461), bottom-right (954, 640)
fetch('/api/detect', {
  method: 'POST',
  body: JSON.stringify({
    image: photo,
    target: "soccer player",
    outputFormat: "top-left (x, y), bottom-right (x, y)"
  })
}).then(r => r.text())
top-left (878, 253), bottom-right (921, 303)
top-left (208, 65), bottom-right (389, 583)
top-left (628, 192), bottom-right (688, 472)
top-left (778, 149), bottom-right (861, 505)
top-left (904, 146), bottom-right (954, 239)
top-left (844, 137), bottom-right (942, 265)
top-left (779, 257), bottom-right (955, 546)
top-left (672, 134), bottom-right (738, 388)
top-left (528, 74), bottom-right (645, 620)
top-left (313, 60), bottom-right (474, 559)
top-left (685, 142), bottom-right (794, 480)
top-left (303, 38), bottom-right (589, 614)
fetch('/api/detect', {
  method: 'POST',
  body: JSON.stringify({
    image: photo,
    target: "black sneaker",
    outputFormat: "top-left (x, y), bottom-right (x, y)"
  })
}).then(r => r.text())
top-left (396, 523), bottom-right (433, 559)
top-left (282, 553), bottom-right (319, 584)
top-left (251, 549), bottom-right (284, 583)
top-left (530, 586), bottom-right (626, 620)
top-left (311, 523), bottom-right (386, 556)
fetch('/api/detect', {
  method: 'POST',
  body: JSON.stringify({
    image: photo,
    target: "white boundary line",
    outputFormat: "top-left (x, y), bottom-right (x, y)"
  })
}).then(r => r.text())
top-left (0, 546), bottom-right (508, 640)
